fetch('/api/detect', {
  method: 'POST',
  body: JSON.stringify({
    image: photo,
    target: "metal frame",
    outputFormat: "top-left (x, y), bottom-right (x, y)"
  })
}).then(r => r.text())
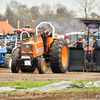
top-left (95, 48), bottom-right (100, 71)
top-left (36, 22), bottom-right (55, 38)
top-left (82, 20), bottom-right (100, 71)
top-left (82, 20), bottom-right (100, 57)
top-left (20, 31), bottom-right (30, 41)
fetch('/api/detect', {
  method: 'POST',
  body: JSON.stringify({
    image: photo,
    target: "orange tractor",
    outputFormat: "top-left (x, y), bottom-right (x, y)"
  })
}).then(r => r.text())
top-left (10, 22), bottom-right (69, 74)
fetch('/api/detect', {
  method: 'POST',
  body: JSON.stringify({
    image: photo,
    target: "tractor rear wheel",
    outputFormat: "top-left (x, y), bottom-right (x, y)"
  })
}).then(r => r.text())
top-left (37, 58), bottom-right (46, 74)
top-left (50, 39), bottom-right (69, 73)
top-left (11, 47), bottom-right (21, 73)
top-left (4, 54), bottom-right (11, 68)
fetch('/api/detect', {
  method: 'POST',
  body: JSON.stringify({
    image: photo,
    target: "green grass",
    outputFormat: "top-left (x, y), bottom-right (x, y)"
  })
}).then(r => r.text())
top-left (2, 87), bottom-right (100, 95)
top-left (67, 87), bottom-right (100, 92)
top-left (0, 80), bottom-right (98, 88)
top-left (71, 80), bottom-right (95, 85)
top-left (49, 87), bottom-right (100, 93)
top-left (0, 80), bottom-right (100, 94)
top-left (0, 80), bottom-right (60, 88)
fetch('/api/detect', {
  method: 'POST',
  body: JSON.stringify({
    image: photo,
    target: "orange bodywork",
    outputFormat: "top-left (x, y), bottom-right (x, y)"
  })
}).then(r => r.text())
top-left (85, 46), bottom-right (93, 53)
top-left (46, 37), bottom-right (54, 53)
top-left (21, 37), bottom-right (44, 58)
top-left (16, 67), bottom-right (19, 71)
top-left (21, 37), bottom-right (55, 58)
top-left (42, 61), bottom-right (46, 71)
top-left (62, 46), bottom-right (68, 67)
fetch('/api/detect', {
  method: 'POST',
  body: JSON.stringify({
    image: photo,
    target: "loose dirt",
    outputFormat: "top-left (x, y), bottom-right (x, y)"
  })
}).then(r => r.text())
top-left (1, 90), bottom-right (100, 100)
top-left (0, 68), bottom-right (100, 100)
top-left (0, 68), bottom-right (100, 83)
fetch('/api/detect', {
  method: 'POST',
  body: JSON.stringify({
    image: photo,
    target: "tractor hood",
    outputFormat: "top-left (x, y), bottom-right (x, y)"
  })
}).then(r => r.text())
top-left (22, 41), bottom-right (35, 45)
top-left (22, 37), bottom-right (43, 45)
top-left (21, 37), bottom-right (44, 58)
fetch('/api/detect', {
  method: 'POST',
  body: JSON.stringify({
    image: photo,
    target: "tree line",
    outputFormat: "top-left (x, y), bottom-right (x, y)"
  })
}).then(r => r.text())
top-left (0, 0), bottom-right (76, 28)
top-left (0, 0), bottom-right (99, 29)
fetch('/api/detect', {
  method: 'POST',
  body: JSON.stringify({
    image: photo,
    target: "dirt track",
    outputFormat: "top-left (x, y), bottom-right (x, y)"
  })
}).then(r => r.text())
top-left (0, 68), bottom-right (100, 100)
top-left (0, 68), bottom-right (100, 83)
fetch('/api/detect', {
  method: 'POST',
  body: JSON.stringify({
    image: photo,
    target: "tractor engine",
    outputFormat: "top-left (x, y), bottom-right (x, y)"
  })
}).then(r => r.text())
top-left (14, 37), bottom-right (44, 72)
top-left (21, 38), bottom-right (44, 58)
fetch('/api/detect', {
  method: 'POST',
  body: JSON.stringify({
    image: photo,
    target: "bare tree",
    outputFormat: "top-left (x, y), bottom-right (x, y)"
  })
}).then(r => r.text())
top-left (5, 0), bottom-right (77, 28)
top-left (30, 6), bottom-right (40, 20)
top-left (5, 0), bottom-right (31, 28)
top-left (40, 3), bottom-right (55, 18)
top-left (0, 14), bottom-right (6, 21)
top-left (54, 3), bottom-right (76, 18)
top-left (18, 5), bottom-right (30, 26)
top-left (8, 0), bottom-right (20, 15)
top-left (5, 4), bottom-right (16, 27)
top-left (76, 0), bottom-right (98, 19)
top-left (5, 0), bottom-right (20, 28)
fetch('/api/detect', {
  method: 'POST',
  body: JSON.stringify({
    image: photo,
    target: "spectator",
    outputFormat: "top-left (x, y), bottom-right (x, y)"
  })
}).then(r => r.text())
top-left (93, 37), bottom-right (98, 49)
top-left (92, 37), bottom-right (98, 62)
top-left (83, 43), bottom-right (86, 50)
top-left (73, 38), bottom-right (83, 48)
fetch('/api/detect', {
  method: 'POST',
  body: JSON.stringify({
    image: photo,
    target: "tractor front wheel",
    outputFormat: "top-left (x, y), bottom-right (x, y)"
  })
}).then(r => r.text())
top-left (11, 47), bottom-right (21, 73)
top-left (11, 57), bottom-right (19, 73)
top-left (37, 58), bottom-right (46, 74)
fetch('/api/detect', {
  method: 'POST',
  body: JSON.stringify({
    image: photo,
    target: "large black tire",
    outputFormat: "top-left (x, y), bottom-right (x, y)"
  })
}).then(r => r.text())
top-left (11, 57), bottom-right (19, 73)
top-left (12, 47), bottom-right (21, 58)
top-left (37, 58), bottom-right (46, 74)
top-left (4, 54), bottom-right (11, 68)
top-left (50, 39), bottom-right (69, 73)
top-left (11, 47), bottom-right (21, 73)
